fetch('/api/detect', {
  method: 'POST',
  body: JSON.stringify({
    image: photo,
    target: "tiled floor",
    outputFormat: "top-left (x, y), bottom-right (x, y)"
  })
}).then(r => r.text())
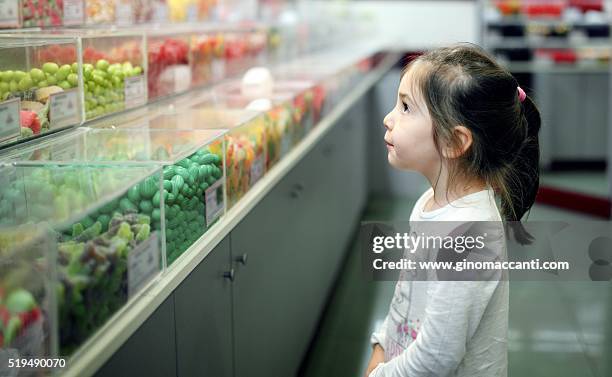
top-left (299, 197), bottom-right (612, 377)
top-left (541, 171), bottom-right (609, 198)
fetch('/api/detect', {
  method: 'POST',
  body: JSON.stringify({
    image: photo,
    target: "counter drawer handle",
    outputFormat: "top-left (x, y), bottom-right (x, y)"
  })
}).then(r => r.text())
top-left (223, 269), bottom-right (235, 282)
top-left (236, 253), bottom-right (248, 265)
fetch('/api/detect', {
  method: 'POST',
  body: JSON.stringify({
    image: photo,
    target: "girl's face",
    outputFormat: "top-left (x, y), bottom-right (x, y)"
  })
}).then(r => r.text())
top-left (383, 63), bottom-right (440, 177)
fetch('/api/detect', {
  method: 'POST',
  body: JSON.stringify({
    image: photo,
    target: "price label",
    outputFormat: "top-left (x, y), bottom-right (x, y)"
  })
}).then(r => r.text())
top-left (205, 178), bottom-right (224, 227)
top-left (115, 2), bottom-right (133, 25)
top-left (0, 98), bottom-right (21, 143)
top-left (63, 0), bottom-right (84, 25)
top-left (49, 89), bottom-right (79, 129)
top-left (125, 75), bottom-right (147, 109)
top-left (0, 0), bottom-right (19, 28)
top-left (211, 59), bottom-right (225, 82)
top-left (250, 153), bottom-right (265, 185)
top-left (128, 232), bottom-right (160, 298)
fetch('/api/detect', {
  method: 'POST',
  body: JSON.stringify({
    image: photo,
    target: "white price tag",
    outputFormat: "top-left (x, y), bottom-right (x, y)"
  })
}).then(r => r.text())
top-left (0, 0), bottom-right (19, 28)
top-left (211, 59), bottom-right (225, 82)
top-left (63, 0), bottom-right (84, 25)
top-left (49, 89), bottom-right (79, 128)
top-left (115, 2), bottom-right (133, 25)
top-left (128, 232), bottom-right (160, 298)
top-left (250, 153), bottom-right (265, 185)
top-left (0, 98), bottom-right (21, 143)
top-left (125, 75), bottom-right (147, 109)
top-left (205, 177), bottom-right (224, 227)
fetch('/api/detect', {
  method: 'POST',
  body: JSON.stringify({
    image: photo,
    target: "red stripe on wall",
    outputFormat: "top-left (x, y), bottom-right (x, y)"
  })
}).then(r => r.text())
top-left (536, 186), bottom-right (611, 218)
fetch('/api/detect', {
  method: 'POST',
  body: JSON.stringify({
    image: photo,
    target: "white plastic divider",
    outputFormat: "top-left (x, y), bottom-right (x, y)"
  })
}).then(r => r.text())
top-left (61, 51), bottom-right (401, 377)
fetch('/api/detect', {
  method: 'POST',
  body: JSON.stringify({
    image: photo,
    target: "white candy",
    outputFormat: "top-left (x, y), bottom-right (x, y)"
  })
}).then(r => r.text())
top-left (241, 67), bottom-right (274, 99)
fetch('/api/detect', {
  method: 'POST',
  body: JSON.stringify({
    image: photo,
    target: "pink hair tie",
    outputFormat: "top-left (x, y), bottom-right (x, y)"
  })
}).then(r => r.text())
top-left (517, 86), bottom-right (526, 102)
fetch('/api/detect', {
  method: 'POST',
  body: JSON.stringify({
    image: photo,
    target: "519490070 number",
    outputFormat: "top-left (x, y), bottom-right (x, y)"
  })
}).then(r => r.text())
top-left (7, 358), bottom-right (66, 369)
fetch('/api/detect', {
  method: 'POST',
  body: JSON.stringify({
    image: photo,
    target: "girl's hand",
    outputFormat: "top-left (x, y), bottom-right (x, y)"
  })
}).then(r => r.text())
top-left (364, 343), bottom-right (385, 377)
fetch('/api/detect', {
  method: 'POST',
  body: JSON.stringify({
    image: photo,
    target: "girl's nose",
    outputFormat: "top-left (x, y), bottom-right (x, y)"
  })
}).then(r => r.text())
top-left (383, 112), bottom-right (393, 130)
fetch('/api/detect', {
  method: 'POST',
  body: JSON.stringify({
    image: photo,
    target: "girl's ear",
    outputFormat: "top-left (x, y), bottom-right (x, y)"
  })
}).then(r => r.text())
top-left (442, 125), bottom-right (473, 159)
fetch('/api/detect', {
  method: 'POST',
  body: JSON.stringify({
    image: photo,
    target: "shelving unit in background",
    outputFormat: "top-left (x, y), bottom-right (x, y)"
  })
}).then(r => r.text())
top-left (481, 0), bottom-right (611, 172)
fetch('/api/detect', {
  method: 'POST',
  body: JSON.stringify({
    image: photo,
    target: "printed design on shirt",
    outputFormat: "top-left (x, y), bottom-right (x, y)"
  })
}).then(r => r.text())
top-left (397, 318), bottom-right (421, 342)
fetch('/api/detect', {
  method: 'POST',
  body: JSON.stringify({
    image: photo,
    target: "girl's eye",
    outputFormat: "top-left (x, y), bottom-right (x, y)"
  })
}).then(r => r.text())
top-left (401, 101), bottom-right (410, 114)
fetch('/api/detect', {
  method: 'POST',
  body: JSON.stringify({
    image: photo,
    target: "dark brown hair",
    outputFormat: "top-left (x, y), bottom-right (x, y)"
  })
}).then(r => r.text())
top-left (404, 44), bottom-right (541, 243)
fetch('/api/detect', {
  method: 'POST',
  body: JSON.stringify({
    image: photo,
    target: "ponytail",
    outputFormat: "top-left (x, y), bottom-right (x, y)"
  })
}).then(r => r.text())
top-left (498, 95), bottom-right (541, 244)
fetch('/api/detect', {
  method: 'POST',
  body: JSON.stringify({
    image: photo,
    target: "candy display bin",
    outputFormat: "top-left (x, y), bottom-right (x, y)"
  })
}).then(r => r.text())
top-left (33, 29), bottom-right (147, 121)
top-left (85, 0), bottom-right (116, 24)
top-left (0, 162), bottom-right (164, 360)
top-left (190, 29), bottom-right (226, 88)
top-left (0, 35), bottom-right (84, 148)
top-left (137, 106), bottom-right (265, 208)
top-left (211, 79), bottom-right (318, 166)
top-left (143, 28), bottom-right (192, 101)
top-left (223, 27), bottom-right (268, 78)
top-left (77, 30), bottom-right (146, 120)
top-left (2, 126), bottom-right (227, 266)
top-left (0, 222), bottom-right (56, 373)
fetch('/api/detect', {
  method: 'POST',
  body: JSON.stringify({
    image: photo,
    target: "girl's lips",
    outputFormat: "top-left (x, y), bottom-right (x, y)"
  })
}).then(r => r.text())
top-left (385, 140), bottom-right (394, 148)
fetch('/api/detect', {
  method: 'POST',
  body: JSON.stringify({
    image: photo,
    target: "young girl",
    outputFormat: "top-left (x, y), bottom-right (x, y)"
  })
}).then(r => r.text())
top-left (365, 45), bottom-right (541, 377)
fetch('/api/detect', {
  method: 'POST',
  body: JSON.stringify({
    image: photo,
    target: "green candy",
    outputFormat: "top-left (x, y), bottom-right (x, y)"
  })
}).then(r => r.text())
top-left (30, 68), bottom-right (45, 82)
top-left (55, 65), bottom-right (71, 81)
top-left (163, 166), bottom-right (175, 180)
top-left (171, 175), bottom-right (184, 196)
top-left (37, 80), bottom-right (49, 88)
top-left (127, 185), bottom-right (140, 203)
top-left (97, 214), bottom-right (111, 231)
top-left (152, 191), bottom-right (161, 207)
top-left (176, 158), bottom-right (191, 169)
top-left (119, 198), bottom-right (137, 212)
top-left (9, 81), bottom-right (18, 92)
top-left (163, 180), bottom-right (172, 191)
top-left (174, 166), bottom-right (190, 181)
top-left (96, 59), bottom-right (110, 71)
top-left (198, 154), bottom-right (217, 165)
top-left (139, 177), bottom-right (157, 199)
top-left (46, 74), bottom-right (57, 85)
top-left (152, 208), bottom-right (161, 222)
top-left (71, 62), bottom-right (79, 73)
top-left (42, 62), bottom-right (59, 74)
top-left (13, 71), bottom-right (26, 82)
top-left (198, 165), bottom-right (208, 179)
top-left (18, 75), bottom-right (33, 91)
top-left (139, 200), bottom-right (153, 214)
top-left (58, 81), bottom-right (71, 90)
top-left (1, 70), bottom-right (13, 82)
top-left (67, 73), bottom-right (79, 87)
top-left (188, 166), bottom-right (200, 182)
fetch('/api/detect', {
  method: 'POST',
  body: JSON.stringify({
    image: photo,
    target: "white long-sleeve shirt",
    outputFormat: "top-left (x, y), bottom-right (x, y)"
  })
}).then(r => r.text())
top-left (369, 188), bottom-right (509, 377)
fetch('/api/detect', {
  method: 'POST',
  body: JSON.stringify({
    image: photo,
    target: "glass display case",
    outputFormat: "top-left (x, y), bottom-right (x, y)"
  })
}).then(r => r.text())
top-left (190, 29), bottom-right (226, 88)
top-left (167, 0), bottom-right (218, 22)
top-left (77, 30), bottom-right (146, 120)
top-left (0, 0), bottom-right (69, 28)
top-left (2, 126), bottom-right (227, 266)
top-left (0, 35), bottom-right (84, 148)
top-left (0, 223), bottom-right (56, 370)
top-left (111, 106), bottom-right (265, 208)
top-left (223, 27), bottom-right (268, 78)
top-left (211, 79), bottom-right (319, 166)
top-left (0, 162), bottom-right (163, 360)
top-left (143, 28), bottom-right (192, 101)
top-left (18, 29), bottom-right (147, 121)
top-left (85, 0), bottom-right (116, 24)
